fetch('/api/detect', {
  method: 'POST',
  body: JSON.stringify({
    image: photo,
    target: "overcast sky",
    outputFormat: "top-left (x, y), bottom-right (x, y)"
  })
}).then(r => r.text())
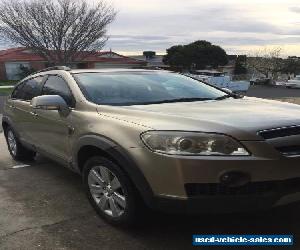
top-left (1, 0), bottom-right (300, 56)
top-left (104, 0), bottom-right (300, 56)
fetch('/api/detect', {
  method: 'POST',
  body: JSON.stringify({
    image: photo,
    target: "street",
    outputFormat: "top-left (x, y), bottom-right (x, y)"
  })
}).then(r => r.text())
top-left (247, 85), bottom-right (300, 98)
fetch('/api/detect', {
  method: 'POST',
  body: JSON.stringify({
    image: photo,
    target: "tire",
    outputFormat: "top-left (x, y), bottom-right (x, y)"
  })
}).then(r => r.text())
top-left (4, 126), bottom-right (36, 161)
top-left (83, 156), bottom-right (142, 227)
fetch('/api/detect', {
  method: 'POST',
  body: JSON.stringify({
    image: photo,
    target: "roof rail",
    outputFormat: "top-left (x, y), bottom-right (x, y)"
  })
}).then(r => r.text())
top-left (35, 66), bottom-right (71, 74)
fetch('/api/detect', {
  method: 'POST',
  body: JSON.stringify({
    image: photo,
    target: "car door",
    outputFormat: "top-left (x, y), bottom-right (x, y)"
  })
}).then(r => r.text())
top-left (9, 76), bottom-right (44, 144)
top-left (9, 82), bottom-right (26, 140)
top-left (32, 75), bottom-right (75, 163)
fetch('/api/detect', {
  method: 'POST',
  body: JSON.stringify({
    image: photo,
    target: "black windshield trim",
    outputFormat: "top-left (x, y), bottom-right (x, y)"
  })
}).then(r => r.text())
top-left (99, 97), bottom-right (218, 106)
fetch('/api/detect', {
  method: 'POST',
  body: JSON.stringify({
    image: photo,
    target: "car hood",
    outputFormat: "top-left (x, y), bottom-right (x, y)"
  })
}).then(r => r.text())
top-left (97, 97), bottom-right (300, 140)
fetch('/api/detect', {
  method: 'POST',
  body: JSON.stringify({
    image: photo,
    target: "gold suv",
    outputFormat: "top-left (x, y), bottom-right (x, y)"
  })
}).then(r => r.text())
top-left (3, 67), bottom-right (300, 226)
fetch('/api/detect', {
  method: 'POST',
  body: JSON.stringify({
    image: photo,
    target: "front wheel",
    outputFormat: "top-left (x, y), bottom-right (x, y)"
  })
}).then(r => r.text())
top-left (83, 156), bottom-right (141, 226)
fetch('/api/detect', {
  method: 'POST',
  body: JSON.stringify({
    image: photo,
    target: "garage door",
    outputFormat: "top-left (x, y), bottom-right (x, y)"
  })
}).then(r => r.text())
top-left (5, 62), bottom-right (30, 80)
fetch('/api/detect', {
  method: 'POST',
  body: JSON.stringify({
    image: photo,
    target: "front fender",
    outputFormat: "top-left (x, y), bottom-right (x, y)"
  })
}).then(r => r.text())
top-left (2, 115), bottom-right (15, 135)
top-left (73, 134), bottom-right (155, 207)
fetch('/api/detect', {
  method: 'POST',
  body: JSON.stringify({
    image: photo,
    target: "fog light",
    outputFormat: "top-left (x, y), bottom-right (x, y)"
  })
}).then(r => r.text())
top-left (220, 171), bottom-right (250, 187)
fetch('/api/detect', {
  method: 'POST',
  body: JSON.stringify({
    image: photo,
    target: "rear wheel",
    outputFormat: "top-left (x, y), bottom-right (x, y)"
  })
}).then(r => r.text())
top-left (4, 126), bottom-right (36, 161)
top-left (83, 156), bottom-right (141, 226)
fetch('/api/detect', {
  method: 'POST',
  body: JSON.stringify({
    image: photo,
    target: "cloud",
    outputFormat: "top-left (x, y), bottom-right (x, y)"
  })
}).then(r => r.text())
top-left (104, 1), bottom-right (300, 55)
top-left (109, 7), bottom-right (281, 36)
top-left (2, 0), bottom-right (300, 55)
top-left (110, 35), bottom-right (171, 41)
top-left (105, 33), bottom-right (300, 54)
top-left (289, 6), bottom-right (300, 13)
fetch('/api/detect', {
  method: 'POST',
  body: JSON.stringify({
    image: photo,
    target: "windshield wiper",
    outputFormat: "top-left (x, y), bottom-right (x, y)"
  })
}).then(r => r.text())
top-left (102, 96), bottom-right (234, 106)
top-left (214, 95), bottom-right (231, 100)
top-left (215, 93), bottom-right (245, 100)
top-left (139, 97), bottom-right (214, 105)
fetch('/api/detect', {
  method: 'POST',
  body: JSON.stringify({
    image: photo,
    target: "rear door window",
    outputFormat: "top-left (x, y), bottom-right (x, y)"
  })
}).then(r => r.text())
top-left (11, 76), bottom-right (44, 101)
top-left (11, 82), bottom-right (25, 99)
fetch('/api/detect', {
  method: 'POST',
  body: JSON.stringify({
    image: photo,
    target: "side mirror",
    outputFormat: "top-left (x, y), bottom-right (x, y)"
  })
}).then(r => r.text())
top-left (31, 95), bottom-right (69, 115)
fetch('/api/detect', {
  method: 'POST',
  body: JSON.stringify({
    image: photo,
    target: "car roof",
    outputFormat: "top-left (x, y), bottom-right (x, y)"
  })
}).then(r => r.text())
top-left (69, 68), bottom-right (169, 74)
top-left (21, 68), bottom-right (172, 83)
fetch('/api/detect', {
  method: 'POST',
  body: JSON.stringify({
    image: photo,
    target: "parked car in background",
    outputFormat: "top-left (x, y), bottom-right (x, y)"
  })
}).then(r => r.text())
top-left (250, 77), bottom-right (271, 85)
top-left (285, 75), bottom-right (300, 88)
top-left (186, 70), bottom-right (250, 94)
top-left (3, 67), bottom-right (300, 226)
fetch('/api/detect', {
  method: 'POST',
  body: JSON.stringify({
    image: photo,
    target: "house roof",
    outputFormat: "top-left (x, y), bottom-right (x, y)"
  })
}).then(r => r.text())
top-left (0, 47), bottom-right (146, 65)
top-left (0, 48), bottom-right (44, 61)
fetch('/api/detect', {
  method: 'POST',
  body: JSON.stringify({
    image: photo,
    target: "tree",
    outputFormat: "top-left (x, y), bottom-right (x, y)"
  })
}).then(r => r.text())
top-left (163, 40), bottom-right (228, 70)
top-left (234, 55), bottom-right (247, 75)
top-left (247, 47), bottom-right (285, 81)
top-left (282, 57), bottom-right (300, 75)
top-left (0, 0), bottom-right (116, 65)
top-left (163, 45), bottom-right (188, 68)
top-left (143, 51), bottom-right (156, 59)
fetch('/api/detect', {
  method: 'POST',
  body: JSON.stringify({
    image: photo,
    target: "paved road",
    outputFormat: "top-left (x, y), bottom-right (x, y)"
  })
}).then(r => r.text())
top-left (246, 85), bottom-right (300, 98)
top-left (1, 134), bottom-right (300, 250)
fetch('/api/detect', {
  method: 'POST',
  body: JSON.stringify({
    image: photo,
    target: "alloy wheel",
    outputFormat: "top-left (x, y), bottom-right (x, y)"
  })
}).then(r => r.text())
top-left (7, 130), bottom-right (17, 156)
top-left (88, 165), bottom-right (126, 218)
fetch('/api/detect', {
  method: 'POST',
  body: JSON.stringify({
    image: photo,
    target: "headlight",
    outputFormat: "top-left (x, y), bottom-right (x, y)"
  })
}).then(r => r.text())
top-left (140, 131), bottom-right (249, 156)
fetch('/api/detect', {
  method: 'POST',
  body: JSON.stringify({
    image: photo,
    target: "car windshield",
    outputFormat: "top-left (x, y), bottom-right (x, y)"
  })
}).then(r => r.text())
top-left (73, 71), bottom-right (229, 106)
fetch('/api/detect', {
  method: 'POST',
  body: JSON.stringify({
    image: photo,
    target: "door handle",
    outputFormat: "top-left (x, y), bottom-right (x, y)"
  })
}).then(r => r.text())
top-left (8, 105), bottom-right (15, 109)
top-left (30, 111), bottom-right (38, 117)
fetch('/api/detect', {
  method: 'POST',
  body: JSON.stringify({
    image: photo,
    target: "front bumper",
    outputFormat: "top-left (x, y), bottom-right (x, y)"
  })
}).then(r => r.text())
top-left (128, 140), bottom-right (300, 213)
top-left (153, 191), bottom-right (300, 214)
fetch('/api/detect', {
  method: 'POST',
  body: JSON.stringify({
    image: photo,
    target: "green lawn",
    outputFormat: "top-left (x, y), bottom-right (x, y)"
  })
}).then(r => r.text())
top-left (0, 80), bottom-right (18, 86)
top-left (0, 87), bottom-right (13, 95)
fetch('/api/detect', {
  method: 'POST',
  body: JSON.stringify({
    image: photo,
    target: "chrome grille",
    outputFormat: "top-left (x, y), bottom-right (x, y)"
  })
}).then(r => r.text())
top-left (258, 125), bottom-right (300, 140)
top-left (258, 125), bottom-right (300, 156)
